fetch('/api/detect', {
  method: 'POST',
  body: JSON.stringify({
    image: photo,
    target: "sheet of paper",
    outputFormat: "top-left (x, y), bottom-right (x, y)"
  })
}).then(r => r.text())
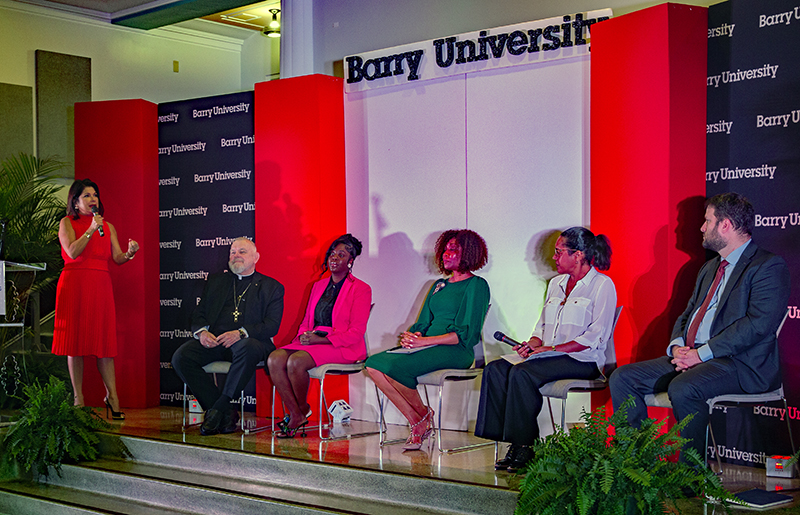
top-left (501, 351), bottom-right (563, 364)
top-left (386, 345), bottom-right (440, 354)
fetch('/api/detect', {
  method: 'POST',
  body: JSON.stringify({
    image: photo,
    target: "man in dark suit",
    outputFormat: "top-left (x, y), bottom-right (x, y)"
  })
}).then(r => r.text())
top-left (172, 237), bottom-right (284, 435)
top-left (610, 192), bottom-right (790, 462)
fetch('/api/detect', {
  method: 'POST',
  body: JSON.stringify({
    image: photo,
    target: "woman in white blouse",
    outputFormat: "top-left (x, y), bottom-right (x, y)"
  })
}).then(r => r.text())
top-left (475, 227), bottom-right (617, 472)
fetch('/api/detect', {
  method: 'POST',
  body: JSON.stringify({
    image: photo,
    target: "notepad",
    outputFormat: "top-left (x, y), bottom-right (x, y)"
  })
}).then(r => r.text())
top-left (386, 345), bottom-right (439, 354)
top-left (501, 350), bottom-right (562, 365)
top-left (728, 489), bottom-right (792, 510)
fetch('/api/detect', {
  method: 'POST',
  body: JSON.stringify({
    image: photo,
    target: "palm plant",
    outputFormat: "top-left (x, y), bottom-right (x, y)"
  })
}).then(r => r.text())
top-left (1, 153), bottom-right (67, 407)
top-left (0, 152), bottom-right (67, 285)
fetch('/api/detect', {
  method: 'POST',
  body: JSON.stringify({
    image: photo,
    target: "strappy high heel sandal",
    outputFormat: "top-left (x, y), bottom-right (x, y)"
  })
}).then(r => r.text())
top-left (277, 421), bottom-right (308, 439)
top-left (421, 408), bottom-right (434, 440)
top-left (277, 409), bottom-right (313, 432)
top-left (104, 397), bottom-right (125, 421)
top-left (403, 410), bottom-right (432, 451)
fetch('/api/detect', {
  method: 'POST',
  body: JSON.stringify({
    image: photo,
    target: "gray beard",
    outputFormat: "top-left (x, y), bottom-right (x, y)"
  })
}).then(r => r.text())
top-left (229, 262), bottom-right (247, 275)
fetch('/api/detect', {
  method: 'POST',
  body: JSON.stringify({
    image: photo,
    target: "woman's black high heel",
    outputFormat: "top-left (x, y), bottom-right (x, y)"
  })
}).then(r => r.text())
top-left (276, 414), bottom-right (290, 432)
top-left (277, 409), bottom-right (312, 433)
top-left (104, 397), bottom-right (125, 421)
top-left (277, 421), bottom-right (308, 439)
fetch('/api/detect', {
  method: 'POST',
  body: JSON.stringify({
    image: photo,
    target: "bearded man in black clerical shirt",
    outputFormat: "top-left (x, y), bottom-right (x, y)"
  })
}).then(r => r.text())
top-left (172, 237), bottom-right (284, 435)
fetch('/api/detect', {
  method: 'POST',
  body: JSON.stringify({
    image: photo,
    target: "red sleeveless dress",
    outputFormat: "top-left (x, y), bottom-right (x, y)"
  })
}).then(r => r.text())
top-left (51, 215), bottom-right (117, 358)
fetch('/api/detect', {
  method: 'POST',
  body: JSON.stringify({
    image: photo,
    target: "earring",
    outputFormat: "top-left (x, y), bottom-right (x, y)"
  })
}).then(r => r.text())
top-left (348, 262), bottom-right (353, 269)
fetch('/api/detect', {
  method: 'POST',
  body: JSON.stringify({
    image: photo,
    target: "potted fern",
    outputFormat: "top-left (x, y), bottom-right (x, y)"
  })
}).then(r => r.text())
top-left (515, 397), bottom-right (733, 515)
top-left (2, 377), bottom-right (112, 480)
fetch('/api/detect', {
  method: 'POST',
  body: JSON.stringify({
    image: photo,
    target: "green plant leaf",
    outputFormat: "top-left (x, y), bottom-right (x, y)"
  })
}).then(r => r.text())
top-left (3, 376), bottom-right (111, 480)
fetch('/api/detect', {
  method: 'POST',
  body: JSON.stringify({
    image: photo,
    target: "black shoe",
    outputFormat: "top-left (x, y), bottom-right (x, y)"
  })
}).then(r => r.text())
top-left (507, 446), bottom-right (534, 473)
top-left (200, 409), bottom-right (223, 435)
top-left (219, 410), bottom-right (240, 434)
top-left (495, 444), bottom-right (521, 470)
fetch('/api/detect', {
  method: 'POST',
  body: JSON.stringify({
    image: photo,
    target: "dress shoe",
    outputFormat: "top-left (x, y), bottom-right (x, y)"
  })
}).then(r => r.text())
top-left (200, 409), bottom-right (223, 436)
top-left (495, 444), bottom-right (521, 470)
top-left (219, 410), bottom-right (240, 434)
top-left (506, 445), bottom-right (533, 473)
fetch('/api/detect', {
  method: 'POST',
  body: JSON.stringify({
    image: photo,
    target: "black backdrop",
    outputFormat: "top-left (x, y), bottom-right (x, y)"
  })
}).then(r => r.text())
top-left (706, 0), bottom-right (800, 466)
top-left (157, 91), bottom-right (257, 411)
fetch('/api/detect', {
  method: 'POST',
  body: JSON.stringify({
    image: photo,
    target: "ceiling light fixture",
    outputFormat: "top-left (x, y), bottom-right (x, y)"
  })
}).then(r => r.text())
top-left (262, 8), bottom-right (281, 38)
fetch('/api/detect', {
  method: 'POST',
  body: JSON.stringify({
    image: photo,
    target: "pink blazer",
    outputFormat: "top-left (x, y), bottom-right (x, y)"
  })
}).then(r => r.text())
top-left (292, 275), bottom-right (372, 362)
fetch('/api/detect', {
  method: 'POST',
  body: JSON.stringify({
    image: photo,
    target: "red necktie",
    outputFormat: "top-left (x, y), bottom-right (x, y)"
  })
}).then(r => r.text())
top-left (685, 260), bottom-right (728, 348)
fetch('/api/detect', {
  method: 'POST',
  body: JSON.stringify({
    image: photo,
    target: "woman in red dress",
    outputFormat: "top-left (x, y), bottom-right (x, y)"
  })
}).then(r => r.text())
top-left (51, 179), bottom-right (139, 419)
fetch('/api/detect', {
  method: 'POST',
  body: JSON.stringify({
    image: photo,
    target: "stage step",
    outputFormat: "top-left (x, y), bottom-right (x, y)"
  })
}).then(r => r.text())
top-left (0, 434), bottom-right (516, 515)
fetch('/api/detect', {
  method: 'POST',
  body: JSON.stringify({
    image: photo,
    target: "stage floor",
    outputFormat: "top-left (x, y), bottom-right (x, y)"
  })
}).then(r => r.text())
top-left (106, 406), bottom-right (800, 513)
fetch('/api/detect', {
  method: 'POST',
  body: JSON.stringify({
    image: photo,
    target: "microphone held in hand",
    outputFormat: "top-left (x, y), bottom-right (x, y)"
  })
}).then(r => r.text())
top-left (90, 206), bottom-right (104, 237)
top-left (494, 331), bottom-right (521, 346)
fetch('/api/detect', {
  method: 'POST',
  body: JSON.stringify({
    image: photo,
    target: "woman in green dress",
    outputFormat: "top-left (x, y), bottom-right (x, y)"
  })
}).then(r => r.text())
top-left (366, 229), bottom-right (490, 450)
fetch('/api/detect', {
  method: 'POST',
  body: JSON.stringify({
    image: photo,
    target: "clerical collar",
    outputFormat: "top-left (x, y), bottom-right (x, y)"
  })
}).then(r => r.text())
top-left (236, 271), bottom-right (255, 280)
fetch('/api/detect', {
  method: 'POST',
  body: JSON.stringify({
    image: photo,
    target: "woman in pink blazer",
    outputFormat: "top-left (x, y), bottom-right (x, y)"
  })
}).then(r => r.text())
top-left (268, 234), bottom-right (372, 438)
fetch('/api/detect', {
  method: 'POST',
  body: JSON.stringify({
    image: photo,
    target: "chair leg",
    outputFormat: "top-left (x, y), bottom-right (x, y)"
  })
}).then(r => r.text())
top-left (318, 375), bottom-right (326, 439)
top-left (784, 398), bottom-right (798, 475)
top-left (547, 397), bottom-right (556, 433)
top-left (429, 381), bottom-right (494, 454)
top-left (240, 389), bottom-right (245, 432)
top-left (377, 384), bottom-right (386, 445)
top-left (271, 385), bottom-right (276, 433)
top-left (436, 384), bottom-right (444, 453)
top-left (706, 421), bottom-right (723, 474)
top-left (182, 383), bottom-right (188, 430)
top-left (560, 398), bottom-right (567, 431)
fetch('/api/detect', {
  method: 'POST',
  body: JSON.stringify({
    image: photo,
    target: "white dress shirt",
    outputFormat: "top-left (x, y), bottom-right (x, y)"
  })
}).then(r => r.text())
top-left (531, 267), bottom-right (618, 370)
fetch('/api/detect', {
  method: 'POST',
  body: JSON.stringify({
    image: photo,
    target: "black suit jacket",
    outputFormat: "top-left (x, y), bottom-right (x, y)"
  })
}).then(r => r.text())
top-left (191, 271), bottom-right (284, 343)
top-left (671, 242), bottom-right (790, 394)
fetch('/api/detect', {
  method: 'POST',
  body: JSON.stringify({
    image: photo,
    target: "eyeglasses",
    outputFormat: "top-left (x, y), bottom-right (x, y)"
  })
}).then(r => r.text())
top-left (554, 247), bottom-right (577, 257)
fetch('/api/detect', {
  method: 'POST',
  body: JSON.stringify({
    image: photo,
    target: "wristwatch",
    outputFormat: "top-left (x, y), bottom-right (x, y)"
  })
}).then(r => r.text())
top-left (238, 329), bottom-right (246, 340)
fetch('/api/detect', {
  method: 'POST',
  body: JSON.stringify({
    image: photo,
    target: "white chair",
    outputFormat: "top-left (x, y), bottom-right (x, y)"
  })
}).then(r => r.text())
top-left (272, 305), bottom-right (376, 440)
top-left (643, 310), bottom-right (793, 473)
top-left (540, 306), bottom-right (623, 431)
top-left (379, 305), bottom-right (492, 453)
top-left (181, 360), bottom-right (268, 434)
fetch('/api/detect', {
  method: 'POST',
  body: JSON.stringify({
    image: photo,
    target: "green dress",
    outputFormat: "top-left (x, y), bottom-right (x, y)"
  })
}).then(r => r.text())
top-left (365, 275), bottom-right (490, 388)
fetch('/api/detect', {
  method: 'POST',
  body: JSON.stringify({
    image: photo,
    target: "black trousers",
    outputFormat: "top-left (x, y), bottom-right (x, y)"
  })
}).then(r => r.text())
top-left (172, 337), bottom-right (275, 411)
top-left (609, 355), bottom-right (746, 462)
top-left (475, 355), bottom-right (600, 446)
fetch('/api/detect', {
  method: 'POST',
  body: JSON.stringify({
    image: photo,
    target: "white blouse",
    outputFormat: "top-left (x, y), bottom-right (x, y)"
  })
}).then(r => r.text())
top-left (531, 267), bottom-right (618, 370)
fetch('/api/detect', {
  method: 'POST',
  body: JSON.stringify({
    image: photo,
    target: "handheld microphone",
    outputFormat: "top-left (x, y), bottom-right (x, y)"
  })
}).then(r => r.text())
top-left (90, 206), bottom-right (104, 237)
top-left (494, 331), bottom-right (521, 346)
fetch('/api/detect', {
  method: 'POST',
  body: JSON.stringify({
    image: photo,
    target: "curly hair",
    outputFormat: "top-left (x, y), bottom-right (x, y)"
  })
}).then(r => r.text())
top-left (321, 233), bottom-right (363, 274)
top-left (559, 227), bottom-right (612, 271)
top-left (66, 179), bottom-right (104, 220)
top-left (434, 229), bottom-right (488, 274)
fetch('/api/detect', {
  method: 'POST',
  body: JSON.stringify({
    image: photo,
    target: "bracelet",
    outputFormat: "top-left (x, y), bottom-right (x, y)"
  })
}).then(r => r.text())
top-left (125, 252), bottom-right (134, 260)
top-left (85, 232), bottom-right (91, 239)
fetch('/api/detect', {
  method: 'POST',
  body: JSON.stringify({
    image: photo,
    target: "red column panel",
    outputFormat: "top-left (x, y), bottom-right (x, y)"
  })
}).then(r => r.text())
top-left (591, 4), bottom-right (707, 417)
top-left (74, 99), bottom-right (160, 408)
top-left (254, 75), bottom-right (347, 418)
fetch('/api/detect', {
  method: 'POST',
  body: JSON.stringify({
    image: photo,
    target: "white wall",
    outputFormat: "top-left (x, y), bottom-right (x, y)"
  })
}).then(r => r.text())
top-left (0, 0), bottom-right (276, 106)
top-left (345, 49), bottom-right (594, 432)
top-left (313, 0), bottom-right (718, 75)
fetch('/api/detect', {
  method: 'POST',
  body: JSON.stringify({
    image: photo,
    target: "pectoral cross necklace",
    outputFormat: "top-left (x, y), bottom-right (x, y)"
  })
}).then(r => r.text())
top-left (232, 280), bottom-right (251, 322)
